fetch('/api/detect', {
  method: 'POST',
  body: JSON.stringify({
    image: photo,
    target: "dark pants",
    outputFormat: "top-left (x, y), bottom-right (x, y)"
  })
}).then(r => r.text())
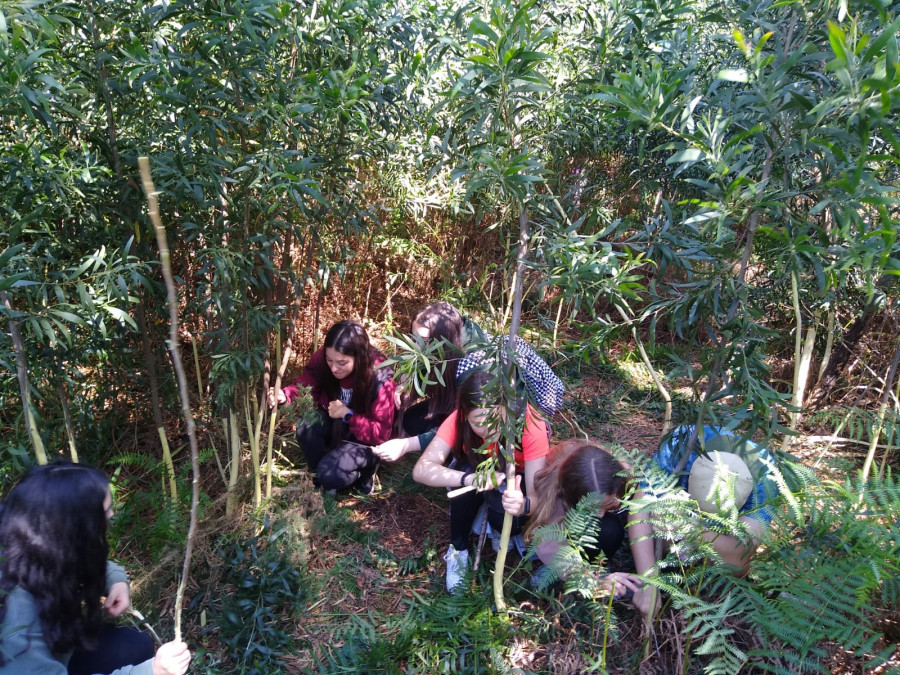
top-left (68, 625), bottom-right (154, 675)
top-left (296, 410), bottom-right (379, 491)
top-left (448, 461), bottom-right (526, 550)
top-left (585, 512), bottom-right (627, 562)
top-left (401, 400), bottom-right (448, 438)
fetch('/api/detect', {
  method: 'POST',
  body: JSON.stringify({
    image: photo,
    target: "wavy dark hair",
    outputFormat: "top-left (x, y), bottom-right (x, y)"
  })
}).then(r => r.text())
top-left (525, 441), bottom-right (626, 539)
top-left (321, 320), bottom-right (381, 416)
top-left (450, 369), bottom-right (503, 468)
top-left (412, 302), bottom-right (464, 419)
top-left (0, 462), bottom-right (110, 662)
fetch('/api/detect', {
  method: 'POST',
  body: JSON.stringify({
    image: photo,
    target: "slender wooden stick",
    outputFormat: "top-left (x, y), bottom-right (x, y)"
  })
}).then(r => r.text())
top-left (138, 156), bottom-right (200, 643)
top-left (471, 507), bottom-right (490, 579)
top-left (494, 207), bottom-right (529, 612)
top-left (1, 291), bottom-right (48, 465)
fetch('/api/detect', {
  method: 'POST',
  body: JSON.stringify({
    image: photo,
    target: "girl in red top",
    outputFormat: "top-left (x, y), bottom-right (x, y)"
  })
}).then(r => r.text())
top-left (413, 369), bottom-right (549, 589)
top-left (273, 320), bottom-right (394, 493)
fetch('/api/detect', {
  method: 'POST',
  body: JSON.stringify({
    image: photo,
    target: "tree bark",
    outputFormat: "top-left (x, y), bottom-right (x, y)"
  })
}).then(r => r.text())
top-left (138, 157), bottom-right (200, 643)
top-left (1, 291), bottom-right (48, 465)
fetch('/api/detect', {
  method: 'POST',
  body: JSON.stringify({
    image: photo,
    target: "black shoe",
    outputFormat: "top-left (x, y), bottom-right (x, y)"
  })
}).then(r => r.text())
top-left (354, 475), bottom-right (375, 496)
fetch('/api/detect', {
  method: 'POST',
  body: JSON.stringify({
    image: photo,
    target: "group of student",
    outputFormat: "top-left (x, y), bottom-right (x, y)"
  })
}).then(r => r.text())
top-left (267, 302), bottom-right (777, 608)
top-left (0, 301), bottom-right (778, 674)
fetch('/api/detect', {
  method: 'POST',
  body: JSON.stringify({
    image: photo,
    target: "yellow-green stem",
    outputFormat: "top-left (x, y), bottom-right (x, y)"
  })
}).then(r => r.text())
top-left (244, 398), bottom-right (262, 507)
top-left (225, 412), bottom-right (241, 517)
top-left (191, 335), bottom-right (203, 403)
top-left (157, 427), bottom-right (178, 502)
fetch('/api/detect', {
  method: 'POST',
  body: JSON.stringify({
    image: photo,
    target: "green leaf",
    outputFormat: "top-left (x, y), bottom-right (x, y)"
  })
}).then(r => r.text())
top-left (827, 21), bottom-right (849, 66)
top-left (49, 309), bottom-right (86, 326)
top-left (104, 306), bottom-right (138, 330)
top-left (667, 148), bottom-right (706, 164)
top-left (717, 68), bottom-right (749, 82)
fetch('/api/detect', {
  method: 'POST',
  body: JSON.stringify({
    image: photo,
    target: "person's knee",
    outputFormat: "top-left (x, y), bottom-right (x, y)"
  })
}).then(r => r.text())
top-left (597, 513), bottom-right (626, 559)
top-left (315, 454), bottom-right (356, 490)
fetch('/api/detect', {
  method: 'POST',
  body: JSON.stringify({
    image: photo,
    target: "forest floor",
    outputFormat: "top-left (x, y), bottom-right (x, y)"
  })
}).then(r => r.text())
top-left (120, 298), bottom-right (900, 673)
top-left (218, 358), bottom-right (899, 674)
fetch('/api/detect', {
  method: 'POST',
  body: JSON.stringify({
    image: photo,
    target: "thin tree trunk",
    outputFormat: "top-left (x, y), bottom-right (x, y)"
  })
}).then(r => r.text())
top-left (861, 334), bottom-right (900, 484)
top-left (139, 157), bottom-right (200, 643)
top-left (787, 272), bottom-right (819, 433)
top-left (552, 295), bottom-right (565, 348)
top-left (245, 393), bottom-right (262, 507)
top-left (816, 308), bottom-right (835, 385)
top-left (267, 288), bottom-right (304, 499)
top-left (1, 291), bottom-right (48, 465)
top-left (191, 335), bottom-right (203, 404)
top-left (494, 208), bottom-right (529, 613)
top-left (58, 380), bottom-right (79, 462)
top-left (137, 300), bottom-right (176, 496)
top-left (225, 410), bottom-right (241, 516)
top-left (615, 305), bottom-right (672, 434)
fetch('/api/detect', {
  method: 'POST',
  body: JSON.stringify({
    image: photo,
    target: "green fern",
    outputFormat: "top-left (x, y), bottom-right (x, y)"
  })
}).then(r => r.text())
top-left (618, 447), bottom-right (899, 674)
top-left (315, 584), bottom-right (516, 673)
top-left (741, 469), bottom-right (900, 672)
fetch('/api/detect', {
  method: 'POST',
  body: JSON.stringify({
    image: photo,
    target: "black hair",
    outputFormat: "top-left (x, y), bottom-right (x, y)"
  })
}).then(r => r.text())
top-left (450, 369), bottom-right (500, 468)
top-left (0, 462), bottom-right (110, 662)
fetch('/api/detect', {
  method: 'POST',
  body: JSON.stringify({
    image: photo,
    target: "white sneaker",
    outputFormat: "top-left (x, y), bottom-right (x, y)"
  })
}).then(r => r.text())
top-left (444, 545), bottom-right (469, 592)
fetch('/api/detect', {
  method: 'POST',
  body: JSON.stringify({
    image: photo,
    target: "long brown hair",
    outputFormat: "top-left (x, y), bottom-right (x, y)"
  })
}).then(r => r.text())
top-left (322, 320), bottom-right (379, 416)
top-left (525, 441), bottom-right (626, 539)
top-left (412, 302), bottom-right (464, 419)
top-left (450, 369), bottom-right (500, 468)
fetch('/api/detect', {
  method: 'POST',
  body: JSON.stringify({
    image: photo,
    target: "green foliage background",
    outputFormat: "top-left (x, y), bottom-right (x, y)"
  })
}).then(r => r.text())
top-left (1, 0), bottom-right (899, 671)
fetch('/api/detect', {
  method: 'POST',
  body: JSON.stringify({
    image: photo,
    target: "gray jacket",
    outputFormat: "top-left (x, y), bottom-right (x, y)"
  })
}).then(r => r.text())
top-left (0, 561), bottom-right (153, 675)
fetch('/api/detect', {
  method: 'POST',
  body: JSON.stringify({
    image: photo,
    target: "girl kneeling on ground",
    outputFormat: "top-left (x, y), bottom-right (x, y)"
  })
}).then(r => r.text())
top-left (412, 369), bottom-right (549, 591)
top-left (373, 302), bottom-right (468, 463)
top-left (0, 462), bottom-right (191, 675)
top-left (271, 320), bottom-right (395, 493)
top-left (514, 440), bottom-right (642, 597)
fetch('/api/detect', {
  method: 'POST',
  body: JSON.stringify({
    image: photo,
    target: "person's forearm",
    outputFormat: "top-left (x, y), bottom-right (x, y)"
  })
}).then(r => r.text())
top-left (413, 459), bottom-right (472, 488)
top-left (628, 511), bottom-right (657, 576)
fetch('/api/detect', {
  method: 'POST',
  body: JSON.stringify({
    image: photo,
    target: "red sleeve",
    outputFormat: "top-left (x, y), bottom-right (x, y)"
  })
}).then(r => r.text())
top-left (347, 375), bottom-right (396, 445)
top-left (522, 405), bottom-right (550, 462)
top-left (282, 348), bottom-right (329, 409)
top-left (435, 411), bottom-right (459, 447)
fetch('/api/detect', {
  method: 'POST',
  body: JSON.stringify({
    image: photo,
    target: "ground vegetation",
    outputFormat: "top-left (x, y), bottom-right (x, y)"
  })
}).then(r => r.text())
top-left (1, 0), bottom-right (899, 671)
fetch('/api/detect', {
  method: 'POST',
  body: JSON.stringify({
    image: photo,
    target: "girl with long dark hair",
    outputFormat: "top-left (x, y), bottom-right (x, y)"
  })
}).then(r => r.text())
top-left (0, 462), bottom-right (191, 675)
top-left (372, 302), bottom-right (471, 463)
top-left (412, 369), bottom-right (549, 590)
top-left (271, 320), bottom-right (395, 492)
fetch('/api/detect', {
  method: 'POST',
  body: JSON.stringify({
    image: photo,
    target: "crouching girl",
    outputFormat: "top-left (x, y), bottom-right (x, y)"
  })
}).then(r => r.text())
top-left (413, 370), bottom-right (549, 590)
top-left (271, 320), bottom-right (395, 493)
top-left (0, 462), bottom-right (191, 675)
